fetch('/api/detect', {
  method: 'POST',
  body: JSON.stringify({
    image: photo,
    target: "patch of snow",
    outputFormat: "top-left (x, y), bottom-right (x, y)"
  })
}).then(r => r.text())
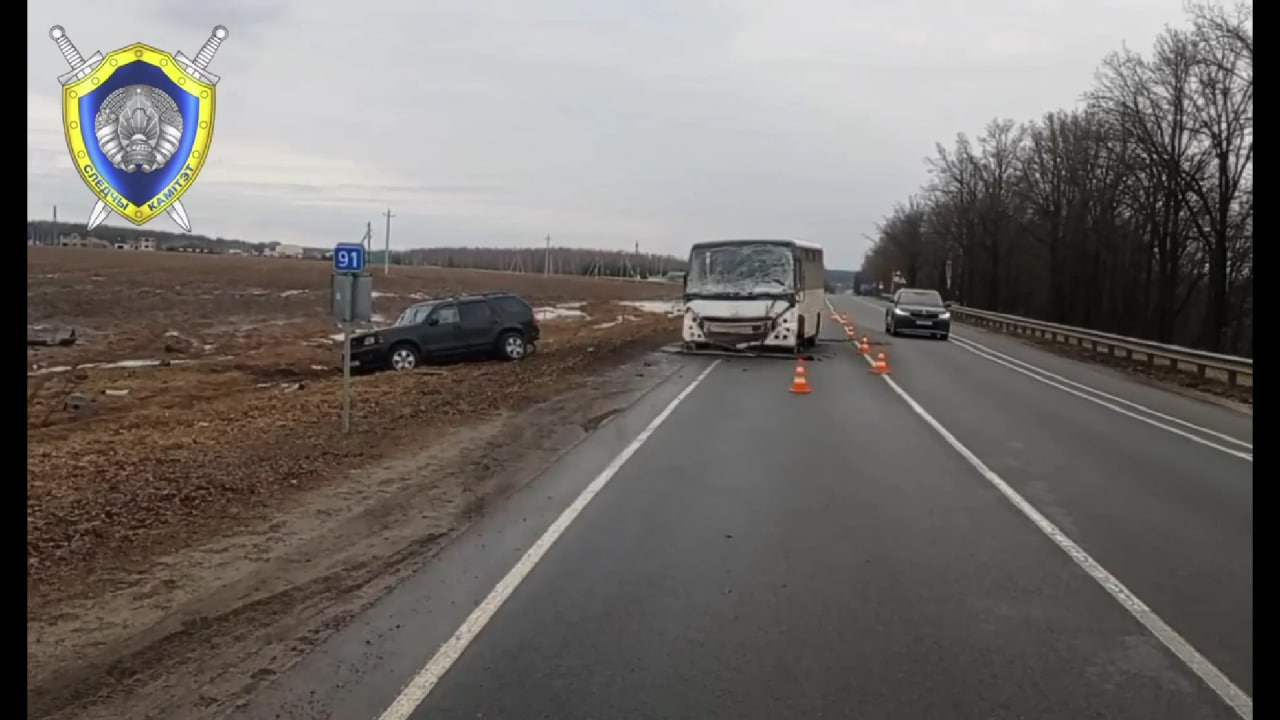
top-left (372, 291), bottom-right (396, 299)
top-left (107, 359), bottom-right (164, 369)
top-left (593, 316), bottom-right (624, 329)
top-left (280, 289), bottom-right (308, 297)
top-left (620, 300), bottom-right (683, 316)
top-left (27, 356), bottom-right (232, 377)
top-left (535, 305), bottom-right (589, 321)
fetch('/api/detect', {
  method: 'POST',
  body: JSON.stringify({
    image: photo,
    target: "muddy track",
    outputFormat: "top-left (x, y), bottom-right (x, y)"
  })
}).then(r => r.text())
top-left (28, 530), bottom-right (447, 719)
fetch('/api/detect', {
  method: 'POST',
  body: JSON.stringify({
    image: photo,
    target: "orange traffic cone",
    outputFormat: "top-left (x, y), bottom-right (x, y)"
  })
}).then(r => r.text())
top-left (870, 352), bottom-right (889, 374)
top-left (859, 336), bottom-right (871, 355)
top-left (789, 359), bottom-right (813, 394)
top-left (844, 325), bottom-right (856, 339)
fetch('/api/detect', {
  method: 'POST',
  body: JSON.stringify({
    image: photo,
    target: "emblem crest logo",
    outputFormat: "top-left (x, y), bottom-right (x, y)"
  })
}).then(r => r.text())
top-left (48, 25), bottom-right (229, 232)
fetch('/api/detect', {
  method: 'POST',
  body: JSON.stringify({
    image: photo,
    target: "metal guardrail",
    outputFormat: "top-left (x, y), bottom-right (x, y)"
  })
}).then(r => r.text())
top-left (875, 295), bottom-right (1253, 387)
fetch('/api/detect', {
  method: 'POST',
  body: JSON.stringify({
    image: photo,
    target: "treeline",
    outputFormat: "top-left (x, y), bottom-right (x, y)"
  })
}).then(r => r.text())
top-left (826, 269), bottom-right (857, 286)
top-left (26, 219), bottom-right (689, 280)
top-left (26, 220), bottom-right (275, 254)
top-left (860, 2), bottom-right (1252, 356)
top-left (391, 246), bottom-right (687, 279)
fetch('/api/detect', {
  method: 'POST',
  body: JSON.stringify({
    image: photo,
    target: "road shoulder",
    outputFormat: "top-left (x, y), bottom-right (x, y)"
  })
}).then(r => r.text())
top-left (227, 354), bottom-right (717, 720)
top-left (27, 351), bottom-right (707, 720)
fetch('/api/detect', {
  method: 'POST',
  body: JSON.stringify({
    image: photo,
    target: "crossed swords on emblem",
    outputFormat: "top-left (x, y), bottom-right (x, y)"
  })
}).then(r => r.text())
top-left (49, 25), bottom-right (229, 233)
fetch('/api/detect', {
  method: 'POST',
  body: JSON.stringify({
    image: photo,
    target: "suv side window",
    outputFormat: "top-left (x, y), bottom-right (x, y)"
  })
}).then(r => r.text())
top-left (434, 303), bottom-right (460, 324)
top-left (405, 305), bottom-right (432, 325)
top-left (458, 300), bottom-right (494, 325)
top-left (495, 296), bottom-right (532, 318)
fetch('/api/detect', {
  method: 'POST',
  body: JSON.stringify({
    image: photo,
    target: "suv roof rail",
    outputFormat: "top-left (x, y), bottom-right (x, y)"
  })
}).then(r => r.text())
top-left (413, 291), bottom-right (514, 304)
top-left (449, 291), bottom-right (511, 298)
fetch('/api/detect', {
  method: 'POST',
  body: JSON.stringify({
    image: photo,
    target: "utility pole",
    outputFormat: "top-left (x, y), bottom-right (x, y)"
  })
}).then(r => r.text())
top-left (364, 221), bottom-right (373, 253)
top-left (634, 241), bottom-right (641, 282)
top-left (382, 208), bottom-right (395, 276)
top-left (544, 234), bottom-right (551, 276)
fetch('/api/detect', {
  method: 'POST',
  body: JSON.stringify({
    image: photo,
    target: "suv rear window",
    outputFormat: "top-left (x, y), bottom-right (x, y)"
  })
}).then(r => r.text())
top-left (495, 296), bottom-right (533, 318)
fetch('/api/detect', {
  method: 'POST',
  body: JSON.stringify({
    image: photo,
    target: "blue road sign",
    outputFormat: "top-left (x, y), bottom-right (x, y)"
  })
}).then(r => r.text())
top-left (333, 243), bottom-right (366, 273)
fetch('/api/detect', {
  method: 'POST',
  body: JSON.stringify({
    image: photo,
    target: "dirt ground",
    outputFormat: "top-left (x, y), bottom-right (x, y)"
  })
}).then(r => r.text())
top-left (27, 247), bottom-right (684, 720)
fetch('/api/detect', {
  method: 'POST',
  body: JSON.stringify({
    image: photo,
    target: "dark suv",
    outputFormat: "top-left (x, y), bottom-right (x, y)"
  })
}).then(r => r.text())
top-left (885, 287), bottom-right (951, 340)
top-left (349, 292), bottom-right (541, 372)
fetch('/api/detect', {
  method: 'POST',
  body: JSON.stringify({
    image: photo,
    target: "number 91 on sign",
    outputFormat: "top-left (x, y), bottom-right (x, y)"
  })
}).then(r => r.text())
top-left (333, 243), bottom-right (366, 273)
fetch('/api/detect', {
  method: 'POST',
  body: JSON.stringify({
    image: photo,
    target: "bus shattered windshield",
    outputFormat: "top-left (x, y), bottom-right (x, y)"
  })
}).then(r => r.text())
top-left (685, 243), bottom-right (795, 298)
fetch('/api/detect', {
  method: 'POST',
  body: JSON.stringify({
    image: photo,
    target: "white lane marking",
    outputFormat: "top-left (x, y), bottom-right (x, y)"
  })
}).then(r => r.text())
top-left (375, 360), bottom-right (722, 720)
top-left (948, 337), bottom-right (1252, 462)
top-left (846, 297), bottom-right (1252, 460)
top-left (949, 335), bottom-right (1251, 450)
top-left (826, 299), bottom-right (1253, 719)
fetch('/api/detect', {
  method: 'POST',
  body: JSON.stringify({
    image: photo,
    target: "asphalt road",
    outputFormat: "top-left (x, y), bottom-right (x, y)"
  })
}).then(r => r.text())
top-left (237, 295), bottom-right (1252, 720)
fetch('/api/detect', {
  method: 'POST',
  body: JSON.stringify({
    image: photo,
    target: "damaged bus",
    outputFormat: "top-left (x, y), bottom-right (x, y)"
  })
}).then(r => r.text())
top-left (681, 239), bottom-right (825, 354)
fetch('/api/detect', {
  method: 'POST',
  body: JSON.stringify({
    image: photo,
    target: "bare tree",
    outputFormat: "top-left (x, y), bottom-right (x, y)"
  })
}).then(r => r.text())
top-left (858, 3), bottom-right (1251, 355)
top-left (1183, 2), bottom-right (1253, 349)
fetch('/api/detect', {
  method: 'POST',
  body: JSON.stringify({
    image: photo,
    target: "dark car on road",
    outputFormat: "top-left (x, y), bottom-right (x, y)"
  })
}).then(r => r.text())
top-left (349, 291), bottom-right (540, 372)
top-left (885, 288), bottom-right (951, 340)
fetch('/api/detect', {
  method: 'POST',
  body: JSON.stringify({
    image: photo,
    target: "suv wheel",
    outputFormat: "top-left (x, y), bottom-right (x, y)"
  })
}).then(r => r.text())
top-left (498, 331), bottom-right (528, 361)
top-left (389, 343), bottom-right (419, 371)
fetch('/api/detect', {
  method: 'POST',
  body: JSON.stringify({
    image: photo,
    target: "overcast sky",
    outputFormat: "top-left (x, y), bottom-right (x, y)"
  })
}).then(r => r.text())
top-left (28, 0), bottom-right (1191, 269)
